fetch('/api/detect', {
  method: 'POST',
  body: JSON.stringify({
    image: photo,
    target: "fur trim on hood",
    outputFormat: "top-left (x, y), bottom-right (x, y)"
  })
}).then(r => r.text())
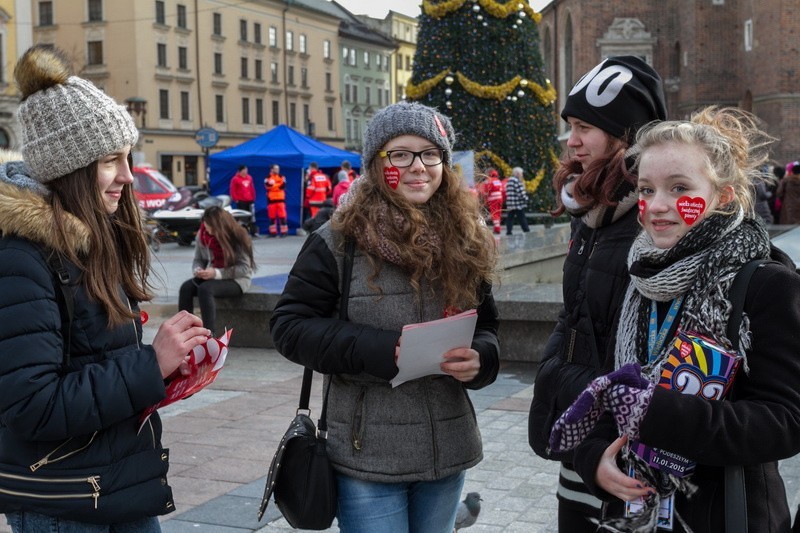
top-left (0, 154), bottom-right (90, 254)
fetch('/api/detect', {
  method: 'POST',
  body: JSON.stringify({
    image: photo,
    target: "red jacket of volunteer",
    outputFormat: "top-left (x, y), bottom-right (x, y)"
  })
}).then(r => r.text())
top-left (306, 170), bottom-right (331, 204)
top-left (230, 172), bottom-right (255, 203)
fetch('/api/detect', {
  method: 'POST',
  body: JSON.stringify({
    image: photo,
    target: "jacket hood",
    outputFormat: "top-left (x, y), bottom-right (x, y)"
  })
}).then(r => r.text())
top-left (0, 155), bottom-right (90, 254)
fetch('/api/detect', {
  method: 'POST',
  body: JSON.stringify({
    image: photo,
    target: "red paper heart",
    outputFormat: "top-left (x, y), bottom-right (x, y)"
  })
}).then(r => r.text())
top-left (384, 166), bottom-right (400, 189)
top-left (140, 310), bottom-right (149, 325)
top-left (680, 339), bottom-right (692, 359)
top-left (676, 196), bottom-right (706, 225)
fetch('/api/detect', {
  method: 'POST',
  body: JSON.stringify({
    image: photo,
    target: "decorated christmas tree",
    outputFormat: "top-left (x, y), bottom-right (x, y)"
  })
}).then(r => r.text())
top-left (407, 0), bottom-right (559, 212)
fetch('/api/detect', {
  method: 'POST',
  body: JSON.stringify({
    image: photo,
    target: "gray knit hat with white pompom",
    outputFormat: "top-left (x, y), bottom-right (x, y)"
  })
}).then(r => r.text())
top-left (361, 101), bottom-right (456, 170)
top-left (14, 45), bottom-right (138, 183)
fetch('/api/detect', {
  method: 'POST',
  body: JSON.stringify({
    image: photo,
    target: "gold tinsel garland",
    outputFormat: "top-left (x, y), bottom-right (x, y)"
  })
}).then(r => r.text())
top-left (475, 149), bottom-right (559, 195)
top-left (475, 150), bottom-right (512, 178)
top-left (457, 72), bottom-right (520, 101)
top-left (526, 167), bottom-right (546, 195)
top-left (423, 0), bottom-right (542, 23)
top-left (406, 68), bottom-right (557, 106)
top-left (404, 70), bottom-right (450, 100)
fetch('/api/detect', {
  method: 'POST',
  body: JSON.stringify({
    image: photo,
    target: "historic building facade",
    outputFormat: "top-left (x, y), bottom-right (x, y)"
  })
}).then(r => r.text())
top-left (360, 10), bottom-right (418, 104)
top-left (539, 0), bottom-right (800, 162)
top-left (0, 0), bottom-right (32, 149)
top-left (27, 0), bottom-right (396, 186)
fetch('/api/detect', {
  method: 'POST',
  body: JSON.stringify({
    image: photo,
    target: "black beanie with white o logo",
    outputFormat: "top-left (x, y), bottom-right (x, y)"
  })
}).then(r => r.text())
top-left (561, 56), bottom-right (667, 144)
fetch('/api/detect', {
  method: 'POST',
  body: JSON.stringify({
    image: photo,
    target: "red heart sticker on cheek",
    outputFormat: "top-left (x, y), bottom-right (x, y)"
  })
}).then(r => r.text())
top-left (638, 199), bottom-right (647, 217)
top-left (676, 196), bottom-right (706, 225)
top-left (384, 166), bottom-right (400, 190)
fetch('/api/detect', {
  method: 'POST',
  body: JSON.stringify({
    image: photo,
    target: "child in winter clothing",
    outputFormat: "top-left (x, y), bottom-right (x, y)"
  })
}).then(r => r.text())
top-left (270, 101), bottom-right (499, 532)
top-left (550, 107), bottom-right (800, 532)
top-left (0, 45), bottom-right (210, 532)
top-left (529, 55), bottom-right (668, 532)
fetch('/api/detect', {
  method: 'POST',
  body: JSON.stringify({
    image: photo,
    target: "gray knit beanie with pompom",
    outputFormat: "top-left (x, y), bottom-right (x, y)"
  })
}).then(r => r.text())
top-left (14, 45), bottom-right (139, 184)
top-left (361, 101), bottom-right (456, 170)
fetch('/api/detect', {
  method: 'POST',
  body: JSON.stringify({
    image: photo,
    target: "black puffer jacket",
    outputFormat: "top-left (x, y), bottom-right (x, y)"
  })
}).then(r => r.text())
top-left (529, 204), bottom-right (640, 461)
top-left (0, 166), bottom-right (173, 524)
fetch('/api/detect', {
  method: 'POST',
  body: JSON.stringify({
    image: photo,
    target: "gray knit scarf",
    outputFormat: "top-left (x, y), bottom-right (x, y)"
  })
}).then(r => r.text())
top-left (600, 209), bottom-right (771, 532)
top-left (350, 196), bottom-right (442, 269)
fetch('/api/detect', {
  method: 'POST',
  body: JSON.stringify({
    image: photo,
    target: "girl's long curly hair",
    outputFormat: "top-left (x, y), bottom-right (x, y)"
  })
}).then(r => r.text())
top-left (333, 158), bottom-right (497, 309)
top-left (551, 136), bottom-right (633, 216)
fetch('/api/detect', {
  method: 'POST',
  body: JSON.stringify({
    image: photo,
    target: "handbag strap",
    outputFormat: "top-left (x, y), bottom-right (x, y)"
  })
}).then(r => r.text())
top-left (298, 238), bottom-right (355, 431)
top-left (723, 258), bottom-right (765, 533)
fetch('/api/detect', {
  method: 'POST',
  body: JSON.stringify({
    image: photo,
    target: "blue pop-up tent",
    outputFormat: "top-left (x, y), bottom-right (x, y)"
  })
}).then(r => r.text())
top-left (209, 125), bottom-right (361, 234)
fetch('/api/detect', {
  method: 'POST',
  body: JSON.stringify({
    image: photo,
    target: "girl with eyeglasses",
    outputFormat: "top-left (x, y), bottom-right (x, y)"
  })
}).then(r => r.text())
top-left (270, 101), bottom-right (500, 532)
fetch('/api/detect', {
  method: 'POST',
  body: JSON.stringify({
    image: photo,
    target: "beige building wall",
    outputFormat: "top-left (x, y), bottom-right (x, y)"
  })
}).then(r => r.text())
top-left (31, 0), bottom-right (342, 187)
top-left (387, 11), bottom-right (416, 103)
top-left (0, 0), bottom-right (33, 148)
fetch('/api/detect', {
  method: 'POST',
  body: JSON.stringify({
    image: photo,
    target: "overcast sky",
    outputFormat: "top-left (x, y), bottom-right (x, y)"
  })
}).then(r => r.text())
top-left (335, 0), bottom-right (551, 19)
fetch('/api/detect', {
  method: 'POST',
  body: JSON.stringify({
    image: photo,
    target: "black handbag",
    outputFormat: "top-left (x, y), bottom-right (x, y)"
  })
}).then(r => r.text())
top-left (257, 369), bottom-right (337, 529)
top-left (257, 239), bottom-right (355, 529)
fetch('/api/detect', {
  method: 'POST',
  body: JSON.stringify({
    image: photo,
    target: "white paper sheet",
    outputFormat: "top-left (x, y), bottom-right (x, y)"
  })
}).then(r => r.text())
top-left (391, 309), bottom-right (478, 388)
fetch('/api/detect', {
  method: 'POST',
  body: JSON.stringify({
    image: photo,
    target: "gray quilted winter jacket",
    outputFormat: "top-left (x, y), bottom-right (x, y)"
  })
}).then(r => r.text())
top-left (270, 223), bottom-right (500, 482)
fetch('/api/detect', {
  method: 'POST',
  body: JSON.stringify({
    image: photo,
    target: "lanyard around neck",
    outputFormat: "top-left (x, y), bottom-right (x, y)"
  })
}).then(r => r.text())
top-left (647, 296), bottom-right (684, 363)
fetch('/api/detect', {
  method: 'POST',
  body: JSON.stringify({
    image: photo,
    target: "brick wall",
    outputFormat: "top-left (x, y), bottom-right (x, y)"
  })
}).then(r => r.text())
top-left (539, 0), bottom-right (800, 162)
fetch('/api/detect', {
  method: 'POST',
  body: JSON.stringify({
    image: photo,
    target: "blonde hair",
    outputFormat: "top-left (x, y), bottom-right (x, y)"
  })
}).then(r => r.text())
top-left (635, 106), bottom-right (775, 215)
top-left (333, 157), bottom-right (497, 309)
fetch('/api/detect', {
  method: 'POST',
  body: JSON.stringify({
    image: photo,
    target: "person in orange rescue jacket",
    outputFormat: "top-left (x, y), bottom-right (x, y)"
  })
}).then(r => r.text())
top-left (265, 164), bottom-right (288, 237)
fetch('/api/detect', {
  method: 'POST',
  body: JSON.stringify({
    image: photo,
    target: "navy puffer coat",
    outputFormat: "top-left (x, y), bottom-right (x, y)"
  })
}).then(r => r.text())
top-left (0, 163), bottom-right (174, 524)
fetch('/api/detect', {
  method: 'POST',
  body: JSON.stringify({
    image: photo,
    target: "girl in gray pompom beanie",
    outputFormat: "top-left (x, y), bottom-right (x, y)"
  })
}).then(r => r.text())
top-left (0, 44), bottom-right (212, 532)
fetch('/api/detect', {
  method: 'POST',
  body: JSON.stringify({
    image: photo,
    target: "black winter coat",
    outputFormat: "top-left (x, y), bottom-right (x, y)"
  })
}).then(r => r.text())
top-left (574, 260), bottom-right (800, 533)
top-left (0, 176), bottom-right (173, 524)
top-left (529, 205), bottom-right (640, 461)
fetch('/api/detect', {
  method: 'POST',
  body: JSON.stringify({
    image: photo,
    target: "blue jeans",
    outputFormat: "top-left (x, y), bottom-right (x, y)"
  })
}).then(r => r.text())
top-left (5, 511), bottom-right (161, 532)
top-left (335, 471), bottom-right (465, 533)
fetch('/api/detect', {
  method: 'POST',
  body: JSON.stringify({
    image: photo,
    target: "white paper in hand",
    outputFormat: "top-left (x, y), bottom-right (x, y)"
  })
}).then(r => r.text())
top-left (391, 309), bottom-right (478, 388)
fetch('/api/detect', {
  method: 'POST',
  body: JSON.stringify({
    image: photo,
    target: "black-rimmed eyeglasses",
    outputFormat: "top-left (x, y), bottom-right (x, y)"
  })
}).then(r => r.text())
top-left (379, 149), bottom-right (444, 168)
